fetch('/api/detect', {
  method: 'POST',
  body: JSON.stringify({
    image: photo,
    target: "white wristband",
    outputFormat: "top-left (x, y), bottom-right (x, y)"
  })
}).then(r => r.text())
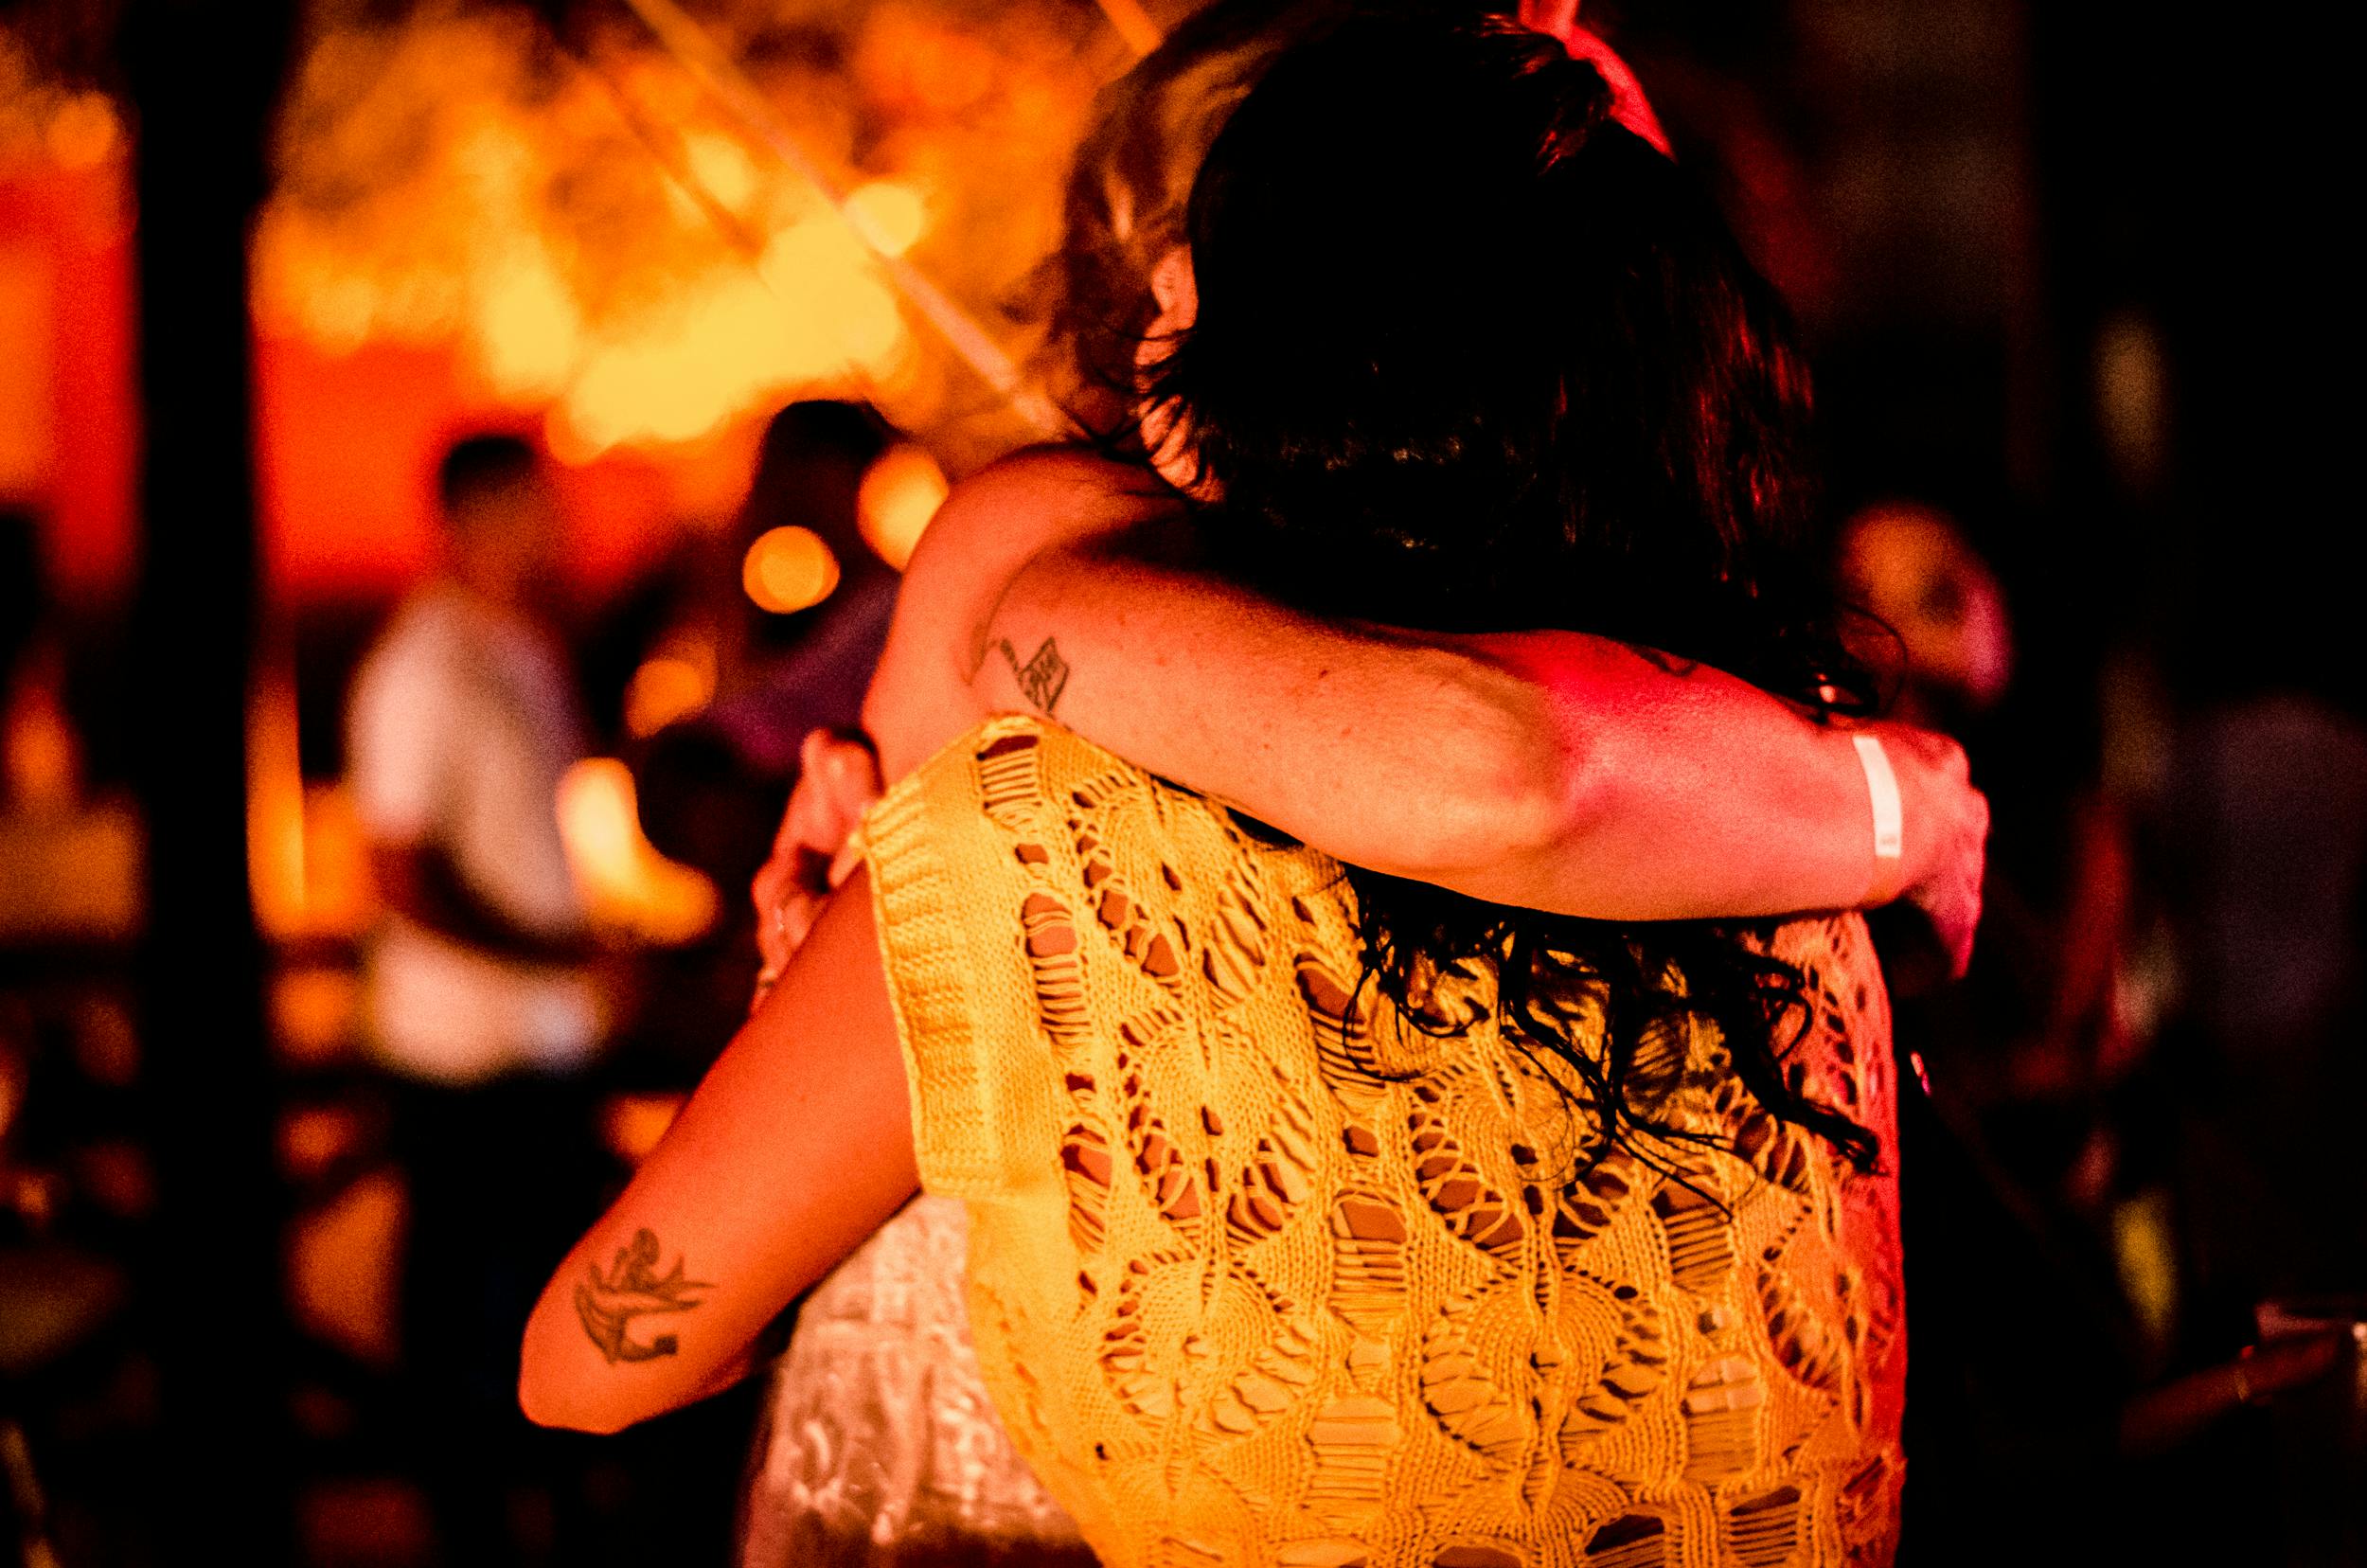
top-left (1854, 733), bottom-right (1905, 864)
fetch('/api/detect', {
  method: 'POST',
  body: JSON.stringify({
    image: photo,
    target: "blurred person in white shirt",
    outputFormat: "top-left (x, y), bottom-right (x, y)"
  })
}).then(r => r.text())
top-left (347, 433), bottom-right (606, 1563)
top-left (349, 435), bottom-right (601, 1078)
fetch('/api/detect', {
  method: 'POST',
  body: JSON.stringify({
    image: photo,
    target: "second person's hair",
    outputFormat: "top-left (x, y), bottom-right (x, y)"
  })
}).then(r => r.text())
top-left (1148, 10), bottom-right (1878, 1173)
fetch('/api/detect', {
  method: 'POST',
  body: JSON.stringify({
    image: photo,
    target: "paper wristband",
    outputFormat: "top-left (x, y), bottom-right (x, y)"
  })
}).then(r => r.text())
top-left (1853, 734), bottom-right (1905, 863)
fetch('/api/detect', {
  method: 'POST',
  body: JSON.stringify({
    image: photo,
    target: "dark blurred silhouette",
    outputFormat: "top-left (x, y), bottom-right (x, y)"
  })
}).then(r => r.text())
top-left (2, 508), bottom-right (84, 812)
top-left (1847, 502), bottom-right (2352, 1566)
top-left (610, 402), bottom-right (899, 1063)
top-left (1, 510), bottom-right (38, 695)
top-left (2155, 654), bottom-right (2367, 1566)
top-left (632, 401), bottom-right (899, 888)
top-left (2164, 688), bottom-right (2367, 1308)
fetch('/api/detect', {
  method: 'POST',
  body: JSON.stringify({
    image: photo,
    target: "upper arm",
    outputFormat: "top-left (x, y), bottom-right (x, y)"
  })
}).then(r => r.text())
top-left (861, 447), bottom-right (1177, 782)
top-left (966, 538), bottom-right (1573, 878)
top-left (519, 865), bottom-right (915, 1434)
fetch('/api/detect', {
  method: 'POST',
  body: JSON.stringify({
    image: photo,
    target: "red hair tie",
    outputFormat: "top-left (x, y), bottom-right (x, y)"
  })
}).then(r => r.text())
top-left (1514, 1), bottom-right (1674, 157)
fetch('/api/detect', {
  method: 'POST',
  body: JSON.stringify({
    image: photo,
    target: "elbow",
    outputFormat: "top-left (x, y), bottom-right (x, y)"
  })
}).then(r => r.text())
top-left (1393, 668), bottom-right (1609, 882)
top-left (1463, 722), bottom-right (1608, 881)
top-left (1495, 699), bottom-right (1608, 864)
top-left (517, 1367), bottom-right (631, 1436)
top-left (515, 1371), bottom-right (562, 1432)
top-left (518, 1314), bottom-right (633, 1435)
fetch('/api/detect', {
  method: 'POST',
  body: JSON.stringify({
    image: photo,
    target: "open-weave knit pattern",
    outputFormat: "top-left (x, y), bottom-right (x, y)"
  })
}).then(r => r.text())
top-left (864, 717), bottom-right (1905, 1568)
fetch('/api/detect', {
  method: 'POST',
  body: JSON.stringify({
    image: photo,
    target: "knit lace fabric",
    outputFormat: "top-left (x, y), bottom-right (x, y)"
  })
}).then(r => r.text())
top-left (863, 717), bottom-right (1907, 1568)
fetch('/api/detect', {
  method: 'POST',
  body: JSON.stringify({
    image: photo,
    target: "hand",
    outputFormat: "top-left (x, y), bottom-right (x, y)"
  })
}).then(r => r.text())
top-left (751, 728), bottom-right (882, 1006)
top-left (1870, 722), bottom-right (1988, 979)
top-left (2120, 1329), bottom-right (2350, 1457)
top-left (2233, 1331), bottom-right (2350, 1404)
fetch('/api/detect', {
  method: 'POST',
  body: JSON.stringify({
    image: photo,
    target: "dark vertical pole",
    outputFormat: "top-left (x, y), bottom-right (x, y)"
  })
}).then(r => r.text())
top-left (126, 1), bottom-right (295, 1558)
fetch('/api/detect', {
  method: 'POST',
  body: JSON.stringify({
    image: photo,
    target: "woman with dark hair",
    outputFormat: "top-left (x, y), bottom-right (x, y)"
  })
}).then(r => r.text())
top-left (527, 11), bottom-right (1925, 1564)
top-left (724, 9), bottom-right (1970, 1560)
top-left (764, 0), bottom-right (1981, 987)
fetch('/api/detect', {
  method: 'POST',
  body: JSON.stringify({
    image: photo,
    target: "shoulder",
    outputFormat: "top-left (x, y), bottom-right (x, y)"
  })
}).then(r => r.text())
top-left (350, 592), bottom-right (456, 714)
top-left (946, 442), bottom-right (1161, 510)
top-left (900, 444), bottom-right (1171, 592)
top-left (863, 448), bottom-right (1176, 779)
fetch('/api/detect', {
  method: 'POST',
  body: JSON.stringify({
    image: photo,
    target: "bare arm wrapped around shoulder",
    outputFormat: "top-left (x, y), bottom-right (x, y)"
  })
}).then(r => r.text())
top-left (854, 448), bottom-right (1984, 967)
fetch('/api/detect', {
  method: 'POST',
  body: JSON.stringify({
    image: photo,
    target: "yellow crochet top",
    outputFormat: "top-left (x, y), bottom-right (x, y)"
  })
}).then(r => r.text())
top-left (864, 717), bottom-right (1905, 1568)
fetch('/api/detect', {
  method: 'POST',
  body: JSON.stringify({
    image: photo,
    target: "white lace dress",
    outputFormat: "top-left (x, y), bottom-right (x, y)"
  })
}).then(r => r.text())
top-left (737, 1195), bottom-right (1094, 1567)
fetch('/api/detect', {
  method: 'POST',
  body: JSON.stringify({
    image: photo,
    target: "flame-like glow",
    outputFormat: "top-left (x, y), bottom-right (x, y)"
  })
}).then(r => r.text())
top-left (479, 244), bottom-right (582, 400)
top-left (1, 36), bottom-right (123, 170)
top-left (557, 757), bottom-right (718, 946)
top-left (685, 133), bottom-right (759, 215)
top-left (247, 674), bottom-right (374, 941)
top-left (3, 675), bottom-right (80, 811)
top-left (742, 525), bottom-right (841, 614)
top-left (252, 4), bottom-right (1110, 462)
top-left (857, 441), bottom-right (951, 570)
top-left (300, 786), bottom-right (372, 940)
top-left (248, 674), bottom-right (308, 940)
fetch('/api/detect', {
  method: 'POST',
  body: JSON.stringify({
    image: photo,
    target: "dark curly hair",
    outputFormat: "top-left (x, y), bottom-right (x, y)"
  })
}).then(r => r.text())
top-left (1085, 9), bottom-right (1879, 1174)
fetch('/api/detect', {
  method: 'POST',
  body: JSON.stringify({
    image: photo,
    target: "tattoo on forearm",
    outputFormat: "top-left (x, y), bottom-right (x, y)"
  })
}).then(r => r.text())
top-left (996, 636), bottom-right (1071, 715)
top-left (575, 1228), bottom-right (711, 1365)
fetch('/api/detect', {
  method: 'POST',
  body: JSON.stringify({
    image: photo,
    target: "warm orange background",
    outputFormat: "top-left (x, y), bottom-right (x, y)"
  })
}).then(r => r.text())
top-left (3, 158), bottom-right (739, 614)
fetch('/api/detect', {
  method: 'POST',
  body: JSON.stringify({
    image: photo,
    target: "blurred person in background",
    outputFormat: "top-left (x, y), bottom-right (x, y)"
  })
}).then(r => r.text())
top-left (2155, 569), bottom-right (2367, 1561)
top-left (1838, 502), bottom-right (2013, 736)
top-left (347, 433), bottom-right (608, 1564)
top-left (1837, 500), bottom-right (2346, 1564)
top-left (633, 401), bottom-right (900, 856)
top-left (2165, 660), bottom-right (2367, 1315)
top-left (618, 402), bottom-right (899, 1060)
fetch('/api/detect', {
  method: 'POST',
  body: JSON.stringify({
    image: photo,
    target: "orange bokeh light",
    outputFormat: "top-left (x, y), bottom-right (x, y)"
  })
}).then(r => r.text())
top-left (845, 179), bottom-right (928, 258)
top-left (556, 757), bottom-right (718, 946)
top-left (622, 634), bottom-right (718, 739)
top-left (741, 525), bottom-right (841, 614)
top-left (857, 441), bottom-right (950, 570)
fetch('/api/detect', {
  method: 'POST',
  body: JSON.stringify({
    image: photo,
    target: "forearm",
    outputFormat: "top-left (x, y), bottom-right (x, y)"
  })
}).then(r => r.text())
top-left (1451, 633), bottom-right (1886, 918)
top-left (970, 546), bottom-right (1539, 865)
top-left (521, 874), bottom-right (914, 1434)
top-left (520, 1073), bottom-right (814, 1434)
top-left (973, 545), bottom-right (1892, 919)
